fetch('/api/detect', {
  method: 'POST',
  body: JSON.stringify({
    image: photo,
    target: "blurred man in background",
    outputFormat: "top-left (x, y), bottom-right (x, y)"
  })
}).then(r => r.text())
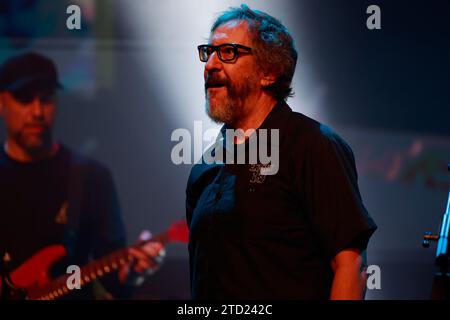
top-left (0, 52), bottom-right (164, 299)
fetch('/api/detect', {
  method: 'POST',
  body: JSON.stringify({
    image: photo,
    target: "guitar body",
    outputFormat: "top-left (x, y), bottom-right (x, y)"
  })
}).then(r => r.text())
top-left (10, 245), bottom-right (67, 291)
top-left (0, 245), bottom-right (67, 299)
top-left (1, 220), bottom-right (188, 300)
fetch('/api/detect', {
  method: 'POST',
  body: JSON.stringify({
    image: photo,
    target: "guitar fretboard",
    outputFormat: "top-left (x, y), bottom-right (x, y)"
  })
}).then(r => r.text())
top-left (29, 232), bottom-right (169, 300)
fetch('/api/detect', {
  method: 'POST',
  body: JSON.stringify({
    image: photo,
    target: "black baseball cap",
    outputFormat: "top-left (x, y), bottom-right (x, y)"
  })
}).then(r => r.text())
top-left (0, 52), bottom-right (63, 102)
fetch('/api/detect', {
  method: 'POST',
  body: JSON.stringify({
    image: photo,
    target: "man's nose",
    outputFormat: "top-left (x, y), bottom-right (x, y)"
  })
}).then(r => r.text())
top-left (205, 51), bottom-right (222, 73)
top-left (30, 98), bottom-right (44, 117)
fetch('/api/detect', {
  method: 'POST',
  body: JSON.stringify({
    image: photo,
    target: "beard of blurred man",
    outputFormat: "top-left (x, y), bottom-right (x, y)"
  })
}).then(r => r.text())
top-left (14, 116), bottom-right (53, 154)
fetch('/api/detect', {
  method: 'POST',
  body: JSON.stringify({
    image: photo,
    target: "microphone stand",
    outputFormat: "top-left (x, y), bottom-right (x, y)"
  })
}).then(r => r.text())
top-left (423, 163), bottom-right (450, 299)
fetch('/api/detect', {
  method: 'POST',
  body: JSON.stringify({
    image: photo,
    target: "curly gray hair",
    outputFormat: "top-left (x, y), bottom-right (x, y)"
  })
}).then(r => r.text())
top-left (211, 4), bottom-right (298, 101)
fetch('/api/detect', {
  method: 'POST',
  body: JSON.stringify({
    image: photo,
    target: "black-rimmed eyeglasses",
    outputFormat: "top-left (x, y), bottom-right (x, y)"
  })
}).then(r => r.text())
top-left (197, 43), bottom-right (252, 62)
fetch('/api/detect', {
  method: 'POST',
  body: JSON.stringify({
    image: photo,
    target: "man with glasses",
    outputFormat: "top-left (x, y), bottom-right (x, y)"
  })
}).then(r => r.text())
top-left (186, 5), bottom-right (377, 300)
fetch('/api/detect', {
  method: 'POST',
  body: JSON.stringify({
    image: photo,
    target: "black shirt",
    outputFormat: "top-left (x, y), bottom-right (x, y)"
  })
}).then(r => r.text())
top-left (186, 101), bottom-right (377, 299)
top-left (0, 144), bottom-right (127, 298)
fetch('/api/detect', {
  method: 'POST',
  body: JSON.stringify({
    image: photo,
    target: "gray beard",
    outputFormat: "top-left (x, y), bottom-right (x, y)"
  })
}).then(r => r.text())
top-left (205, 79), bottom-right (256, 125)
top-left (205, 97), bottom-right (239, 125)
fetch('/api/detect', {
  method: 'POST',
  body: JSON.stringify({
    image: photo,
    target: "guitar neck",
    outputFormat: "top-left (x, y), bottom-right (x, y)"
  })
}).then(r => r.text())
top-left (28, 232), bottom-right (169, 300)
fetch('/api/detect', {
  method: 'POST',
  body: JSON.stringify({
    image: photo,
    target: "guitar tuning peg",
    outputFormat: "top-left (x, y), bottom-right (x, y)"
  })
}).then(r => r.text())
top-left (423, 237), bottom-right (430, 248)
top-left (139, 230), bottom-right (152, 242)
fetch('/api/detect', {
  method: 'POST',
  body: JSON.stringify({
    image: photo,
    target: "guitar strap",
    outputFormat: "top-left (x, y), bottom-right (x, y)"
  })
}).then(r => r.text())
top-left (64, 152), bottom-right (114, 300)
top-left (64, 152), bottom-right (88, 258)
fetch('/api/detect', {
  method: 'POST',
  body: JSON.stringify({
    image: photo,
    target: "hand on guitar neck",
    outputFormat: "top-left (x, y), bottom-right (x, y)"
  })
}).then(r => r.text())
top-left (117, 220), bottom-right (189, 288)
top-left (118, 231), bottom-right (166, 286)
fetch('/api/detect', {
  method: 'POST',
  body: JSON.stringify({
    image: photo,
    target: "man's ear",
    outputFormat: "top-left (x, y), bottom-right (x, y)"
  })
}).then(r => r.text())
top-left (260, 74), bottom-right (276, 88)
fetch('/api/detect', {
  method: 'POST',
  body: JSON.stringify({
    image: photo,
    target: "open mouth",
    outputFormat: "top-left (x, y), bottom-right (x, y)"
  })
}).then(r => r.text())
top-left (205, 83), bottom-right (226, 89)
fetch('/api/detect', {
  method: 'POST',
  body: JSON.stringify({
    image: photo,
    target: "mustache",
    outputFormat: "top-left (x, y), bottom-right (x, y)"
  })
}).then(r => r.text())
top-left (205, 74), bottom-right (229, 89)
top-left (23, 123), bottom-right (50, 130)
